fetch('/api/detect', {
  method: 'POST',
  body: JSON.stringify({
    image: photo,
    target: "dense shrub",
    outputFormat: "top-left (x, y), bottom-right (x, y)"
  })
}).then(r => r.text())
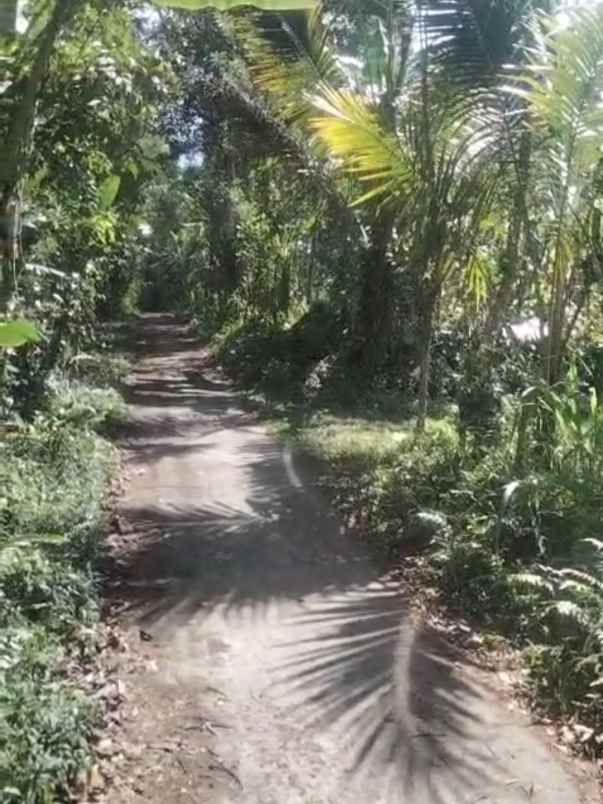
top-left (0, 625), bottom-right (98, 804)
top-left (212, 303), bottom-right (343, 397)
top-left (0, 380), bottom-right (118, 802)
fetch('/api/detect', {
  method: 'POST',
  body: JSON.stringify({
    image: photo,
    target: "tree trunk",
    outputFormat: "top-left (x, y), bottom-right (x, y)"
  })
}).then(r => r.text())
top-left (221, 152), bottom-right (240, 292)
top-left (352, 211), bottom-right (395, 370)
top-left (1, 0), bottom-right (79, 302)
top-left (416, 283), bottom-right (437, 432)
top-left (0, 192), bottom-right (20, 304)
top-left (1, 0), bottom-right (78, 192)
top-left (306, 230), bottom-right (317, 305)
top-left (545, 267), bottom-right (565, 385)
top-left (485, 129), bottom-right (531, 335)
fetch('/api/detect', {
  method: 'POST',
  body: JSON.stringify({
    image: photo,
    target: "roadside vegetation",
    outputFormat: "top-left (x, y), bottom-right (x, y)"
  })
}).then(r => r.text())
top-left (155, 0), bottom-right (603, 763)
top-left (1, 0), bottom-right (302, 799)
top-left (4, 0), bottom-right (603, 796)
top-left (0, 357), bottom-right (126, 802)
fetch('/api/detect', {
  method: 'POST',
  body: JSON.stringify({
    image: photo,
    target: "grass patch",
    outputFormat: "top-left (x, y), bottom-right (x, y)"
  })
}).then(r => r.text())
top-left (282, 412), bottom-right (454, 469)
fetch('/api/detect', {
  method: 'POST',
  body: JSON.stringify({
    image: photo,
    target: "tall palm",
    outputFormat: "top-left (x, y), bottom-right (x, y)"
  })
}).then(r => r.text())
top-left (513, 7), bottom-right (603, 383)
top-left (310, 58), bottom-right (498, 426)
top-left (422, 0), bottom-right (559, 334)
top-left (237, 1), bottom-right (501, 419)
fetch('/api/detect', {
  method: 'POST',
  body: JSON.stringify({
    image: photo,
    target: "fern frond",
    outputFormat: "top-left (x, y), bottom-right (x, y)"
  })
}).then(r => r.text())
top-left (547, 599), bottom-right (589, 626)
top-left (559, 568), bottom-right (603, 593)
top-left (509, 572), bottom-right (554, 595)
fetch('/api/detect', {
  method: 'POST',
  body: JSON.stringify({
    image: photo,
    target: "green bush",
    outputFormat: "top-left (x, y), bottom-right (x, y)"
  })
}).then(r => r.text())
top-left (66, 352), bottom-right (130, 389)
top-left (0, 625), bottom-right (96, 804)
top-left (212, 304), bottom-right (343, 399)
top-left (1, 421), bottom-right (114, 561)
top-left (0, 548), bottom-right (97, 634)
top-left (47, 378), bottom-right (128, 430)
top-left (0, 384), bottom-right (117, 801)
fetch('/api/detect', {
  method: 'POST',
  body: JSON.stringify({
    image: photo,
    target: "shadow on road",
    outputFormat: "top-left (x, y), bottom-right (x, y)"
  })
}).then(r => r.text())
top-left (109, 315), bottom-right (570, 804)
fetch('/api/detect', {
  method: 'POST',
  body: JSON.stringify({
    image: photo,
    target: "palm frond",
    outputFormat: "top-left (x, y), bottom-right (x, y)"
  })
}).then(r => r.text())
top-left (559, 568), bottom-right (603, 594)
top-left (513, 8), bottom-right (603, 170)
top-left (236, 6), bottom-right (342, 126)
top-left (421, 0), bottom-right (543, 91)
top-left (547, 599), bottom-right (589, 626)
top-left (309, 85), bottom-right (413, 204)
top-left (465, 250), bottom-right (491, 307)
top-left (195, 71), bottom-right (357, 225)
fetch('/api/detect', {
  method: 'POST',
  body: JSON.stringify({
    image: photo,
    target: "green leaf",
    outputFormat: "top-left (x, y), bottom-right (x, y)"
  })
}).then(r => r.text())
top-left (310, 86), bottom-right (412, 205)
top-left (0, 320), bottom-right (41, 348)
top-left (98, 175), bottom-right (121, 210)
top-left (151, 0), bottom-right (316, 9)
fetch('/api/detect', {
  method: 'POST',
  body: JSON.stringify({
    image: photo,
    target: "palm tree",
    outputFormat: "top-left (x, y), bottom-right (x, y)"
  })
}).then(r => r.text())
top-left (513, 7), bottom-right (603, 383)
top-left (309, 4), bottom-right (502, 426)
top-left (207, 0), bottom-right (603, 412)
top-left (421, 0), bottom-right (559, 335)
top-left (234, 1), bottom-right (503, 420)
top-left (235, 1), bottom-right (415, 367)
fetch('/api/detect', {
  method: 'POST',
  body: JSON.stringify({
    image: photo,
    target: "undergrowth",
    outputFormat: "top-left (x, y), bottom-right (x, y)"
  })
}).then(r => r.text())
top-left (0, 354), bottom-right (122, 803)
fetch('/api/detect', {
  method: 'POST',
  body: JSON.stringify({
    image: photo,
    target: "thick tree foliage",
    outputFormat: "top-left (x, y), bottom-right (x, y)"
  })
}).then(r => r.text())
top-left (4, 1), bottom-right (603, 795)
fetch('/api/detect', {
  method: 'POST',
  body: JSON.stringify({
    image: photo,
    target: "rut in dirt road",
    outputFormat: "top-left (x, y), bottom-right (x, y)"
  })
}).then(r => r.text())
top-left (113, 315), bottom-right (591, 804)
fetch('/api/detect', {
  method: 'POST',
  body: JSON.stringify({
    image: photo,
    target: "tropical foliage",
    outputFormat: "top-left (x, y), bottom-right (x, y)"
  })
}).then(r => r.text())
top-left (168, 0), bottom-right (603, 760)
top-left (4, 0), bottom-right (603, 795)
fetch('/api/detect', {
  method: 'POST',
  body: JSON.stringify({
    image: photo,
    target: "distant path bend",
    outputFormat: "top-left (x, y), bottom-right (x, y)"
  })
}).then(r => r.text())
top-left (113, 314), bottom-right (594, 804)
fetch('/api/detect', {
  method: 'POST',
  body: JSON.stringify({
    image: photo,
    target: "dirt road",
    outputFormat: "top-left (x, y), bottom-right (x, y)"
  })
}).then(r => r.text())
top-left (113, 315), bottom-right (593, 804)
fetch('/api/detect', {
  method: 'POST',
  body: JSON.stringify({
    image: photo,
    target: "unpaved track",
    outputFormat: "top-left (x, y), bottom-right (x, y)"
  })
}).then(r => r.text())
top-left (114, 315), bottom-right (593, 804)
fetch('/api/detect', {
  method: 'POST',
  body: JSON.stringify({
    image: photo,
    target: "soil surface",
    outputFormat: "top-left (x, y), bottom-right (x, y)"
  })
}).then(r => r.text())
top-left (110, 314), bottom-right (597, 804)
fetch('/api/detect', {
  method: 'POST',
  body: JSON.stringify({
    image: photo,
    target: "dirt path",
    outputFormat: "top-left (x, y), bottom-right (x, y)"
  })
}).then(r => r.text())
top-left (111, 315), bottom-right (594, 804)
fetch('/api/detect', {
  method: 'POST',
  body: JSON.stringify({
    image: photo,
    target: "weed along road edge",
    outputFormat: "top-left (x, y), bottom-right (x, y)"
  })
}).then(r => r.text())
top-left (111, 315), bottom-right (593, 804)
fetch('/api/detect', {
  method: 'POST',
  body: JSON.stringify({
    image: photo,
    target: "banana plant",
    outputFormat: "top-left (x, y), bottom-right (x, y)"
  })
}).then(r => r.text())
top-left (0, 319), bottom-right (40, 348)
